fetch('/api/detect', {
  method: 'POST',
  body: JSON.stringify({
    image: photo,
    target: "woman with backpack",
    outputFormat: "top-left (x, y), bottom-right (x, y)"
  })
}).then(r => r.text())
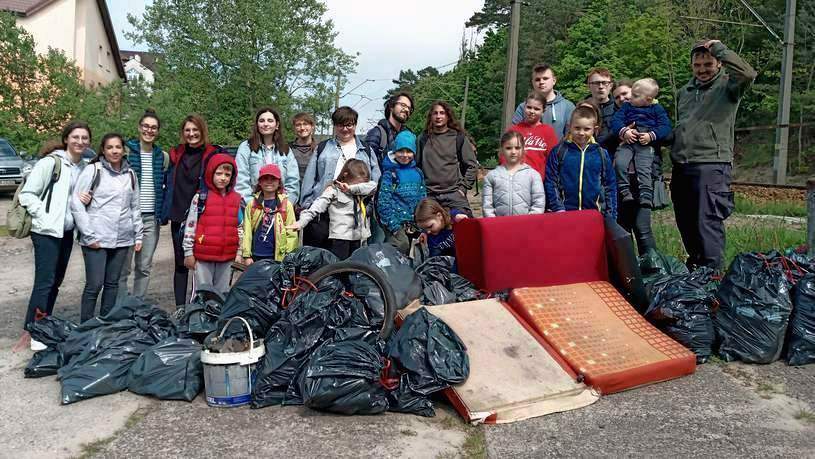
top-left (162, 114), bottom-right (221, 306)
top-left (235, 107), bottom-right (300, 205)
top-left (17, 121), bottom-right (90, 350)
top-left (72, 133), bottom-right (143, 322)
top-left (116, 109), bottom-right (167, 304)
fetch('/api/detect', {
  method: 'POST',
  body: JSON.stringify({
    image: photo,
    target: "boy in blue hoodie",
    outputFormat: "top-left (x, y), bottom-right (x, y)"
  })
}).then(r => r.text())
top-left (545, 105), bottom-right (617, 219)
top-left (610, 78), bottom-right (672, 206)
top-left (377, 130), bottom-right (426, 253)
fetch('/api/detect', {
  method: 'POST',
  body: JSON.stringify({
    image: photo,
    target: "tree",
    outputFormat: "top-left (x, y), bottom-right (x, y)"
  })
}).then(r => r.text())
top-left (127, 0), bottom-right (356, 144)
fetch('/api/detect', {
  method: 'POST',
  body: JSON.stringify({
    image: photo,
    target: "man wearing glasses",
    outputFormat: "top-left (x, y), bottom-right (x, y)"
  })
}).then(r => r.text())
top-left (365, 92), bottom-right (415, 164)
top-left (300, 106), bottom-right (381, 248)
top-left (583, 68), bottom-right (619, 154)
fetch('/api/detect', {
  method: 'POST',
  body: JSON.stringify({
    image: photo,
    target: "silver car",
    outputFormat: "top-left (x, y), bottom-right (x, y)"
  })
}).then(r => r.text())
top-left (0, 138), bottom-right (32, 192)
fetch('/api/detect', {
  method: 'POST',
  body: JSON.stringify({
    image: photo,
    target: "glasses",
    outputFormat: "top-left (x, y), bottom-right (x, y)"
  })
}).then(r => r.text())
top-left (140, 124), bottom-right (159, 131)
top-left (336, 123), bottom-right (356, 130)
top-left (589, 81), bottom-right (612, 87)
top-left (395, 101), bottom-right (413, 113)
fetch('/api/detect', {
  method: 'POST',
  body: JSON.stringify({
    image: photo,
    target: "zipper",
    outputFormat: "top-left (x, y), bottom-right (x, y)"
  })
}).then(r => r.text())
top-left (577, 144), bottom-right (589, 210)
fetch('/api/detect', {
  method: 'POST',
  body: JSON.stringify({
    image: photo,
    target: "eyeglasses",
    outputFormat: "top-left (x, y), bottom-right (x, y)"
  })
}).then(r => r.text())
top-left (140, 124), bottom-right (159, 131)
top-left (395, 101), bottom-right (413, 113)
top-left (335, 123), bottom-right (356, 130)
top-left (589, 81), bottom-right (612, 87)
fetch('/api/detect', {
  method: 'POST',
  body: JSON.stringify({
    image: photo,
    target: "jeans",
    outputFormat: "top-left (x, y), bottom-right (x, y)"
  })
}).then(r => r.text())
top-left (80, 245), bottom-right (130, 322)
top-left (24, 230), bottom-right (74, 328)
top-left (671, 163), bottom-right (734, 270)
top-left (192, 261), bottom-right (232, 297)
top-left (614, 142), bottom-right (655, 204)
top-left (117, 214), bottom-right (160, 304)
top-left (171, 221), bottom-right (189, 306)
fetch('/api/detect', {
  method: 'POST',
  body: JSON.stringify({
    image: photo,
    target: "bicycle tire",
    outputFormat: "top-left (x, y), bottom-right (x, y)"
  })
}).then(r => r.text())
top-left (307, 261), bottom-right (397, 339)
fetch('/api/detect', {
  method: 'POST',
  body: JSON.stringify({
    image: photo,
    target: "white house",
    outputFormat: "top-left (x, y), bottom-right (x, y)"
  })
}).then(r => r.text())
top-left (121, 50), bottom-right (157, 87)
top-left (0, 0), bottom-right (126, 87)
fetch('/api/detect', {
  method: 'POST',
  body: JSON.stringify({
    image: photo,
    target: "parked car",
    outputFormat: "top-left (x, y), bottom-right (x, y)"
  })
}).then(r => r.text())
top-left (0, 138), bottom-right (31, 192)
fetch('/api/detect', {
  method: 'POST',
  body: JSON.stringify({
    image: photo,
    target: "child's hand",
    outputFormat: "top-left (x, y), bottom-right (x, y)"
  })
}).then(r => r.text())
top-left (287, 222), bottom-right (302, 231)
top-left (184, 256), bottom-right (197, 270)
top-left (134, 241), bottom-right (143, 253)
top-left (453, 213), bottom-right (468, 223)
top-left (244, 257), bottom-right (254, 266)
top-left (637, 132), bottom-right (651, 145)
top-left (622, 124), bottom-right (638, 144)
top-left (78, 192), bottom-right (92, 205)
top-left (334, 181), bottom-right (350, 193)
top-left (235, 254), bottom-right (243, 263)
top-left (418, 233), bottom-right (427, 244)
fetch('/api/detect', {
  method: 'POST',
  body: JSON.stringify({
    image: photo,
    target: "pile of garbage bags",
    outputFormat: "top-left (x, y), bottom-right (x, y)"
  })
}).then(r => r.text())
top-left (641, 248), bottom-right (815, 366)
top-left (23, 245), bottom-right (471, 416)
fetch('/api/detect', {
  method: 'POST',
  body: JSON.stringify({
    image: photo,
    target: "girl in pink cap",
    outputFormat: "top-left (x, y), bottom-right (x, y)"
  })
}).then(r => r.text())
top-left (241, 164), bottom-right (298, 263)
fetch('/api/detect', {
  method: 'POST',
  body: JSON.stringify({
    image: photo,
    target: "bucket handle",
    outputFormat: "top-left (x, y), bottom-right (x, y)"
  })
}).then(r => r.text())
top-left (218, 316), bottom-right (259, 351)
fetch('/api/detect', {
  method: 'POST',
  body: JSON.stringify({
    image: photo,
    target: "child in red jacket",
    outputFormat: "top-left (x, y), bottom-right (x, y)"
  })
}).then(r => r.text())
top-left (182, 153), bottom-right (242, 296)
top-left (505, 91), bottom-right (559, 179)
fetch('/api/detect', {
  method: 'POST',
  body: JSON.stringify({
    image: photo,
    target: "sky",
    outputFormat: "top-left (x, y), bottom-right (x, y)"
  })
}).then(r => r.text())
top-left (106, 0), bottom-right (485, 133)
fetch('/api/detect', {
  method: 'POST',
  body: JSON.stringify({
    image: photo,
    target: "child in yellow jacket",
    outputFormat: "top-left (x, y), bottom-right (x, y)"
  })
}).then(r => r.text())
top-left (241, 164), bottom-right (298, 263)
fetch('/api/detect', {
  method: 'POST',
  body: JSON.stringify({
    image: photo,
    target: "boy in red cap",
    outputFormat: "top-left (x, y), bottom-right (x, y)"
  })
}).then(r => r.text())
top-left (241, 164), bottom-right (298, 263)
top-left (182, 153), bottom-right (242, 295)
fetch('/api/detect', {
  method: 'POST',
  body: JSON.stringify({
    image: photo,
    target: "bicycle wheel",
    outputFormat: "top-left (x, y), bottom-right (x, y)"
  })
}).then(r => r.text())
top-left (307, 261), bottom-right (397, 339)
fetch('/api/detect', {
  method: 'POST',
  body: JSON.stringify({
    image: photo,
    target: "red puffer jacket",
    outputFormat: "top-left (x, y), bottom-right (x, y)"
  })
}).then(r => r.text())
top-left (193, 154), bottom-right (242, 262)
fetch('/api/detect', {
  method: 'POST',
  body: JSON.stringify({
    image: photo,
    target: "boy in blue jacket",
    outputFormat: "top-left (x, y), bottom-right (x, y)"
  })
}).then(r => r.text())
top-left (377, 130), bottom-right (426, 253)
top-left (545, 105), bottom-right (617, 219)
top-left (610, 78), bottom-right (672, 206)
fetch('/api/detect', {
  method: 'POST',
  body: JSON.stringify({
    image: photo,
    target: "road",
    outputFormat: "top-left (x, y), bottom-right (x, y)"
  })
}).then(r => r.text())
top-left (0, 193), bottom-right (813, 458)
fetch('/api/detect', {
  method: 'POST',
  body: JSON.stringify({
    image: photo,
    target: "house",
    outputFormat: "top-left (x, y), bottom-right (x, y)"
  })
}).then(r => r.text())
top-left (0, 0), bottom-right (126, 87)
top-left (120, 50), bottom-right (158, 86)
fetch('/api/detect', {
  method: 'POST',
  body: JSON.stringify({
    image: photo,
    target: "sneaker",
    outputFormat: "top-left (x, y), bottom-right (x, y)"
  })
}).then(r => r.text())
top-left (30, 339), bottom-right (47, 351)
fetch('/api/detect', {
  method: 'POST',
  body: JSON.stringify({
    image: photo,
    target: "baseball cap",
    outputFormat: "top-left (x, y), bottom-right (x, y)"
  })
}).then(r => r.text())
top-left (258, 164), bottom-right (282, 180)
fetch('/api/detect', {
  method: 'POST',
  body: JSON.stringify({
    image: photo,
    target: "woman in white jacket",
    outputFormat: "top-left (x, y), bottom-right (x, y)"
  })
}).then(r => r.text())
top-left (72, 133), bottom-right (143, 322)
top-left (18, 121), bottom-right (89, 350)
top-left (234, 107), bottom-right (300, 205)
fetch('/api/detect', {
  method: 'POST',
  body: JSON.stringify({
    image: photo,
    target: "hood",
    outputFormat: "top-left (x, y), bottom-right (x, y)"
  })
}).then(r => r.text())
top-left (204, 153), bottom-right (237, 192)
top-left (548, 90), bottom-right (566, 106)
top-left (99, 155), bottom-right (132, 174)
top-left (170, 143), bottom-right (217, 165)
top-left (51, 149), bottom-right (79, 166)
top-left (383, 151), bottom-right (416, 171)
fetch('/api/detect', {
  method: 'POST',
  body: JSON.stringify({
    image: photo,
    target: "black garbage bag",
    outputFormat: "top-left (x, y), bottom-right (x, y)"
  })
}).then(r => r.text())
top-left (605, 218), bottom-right (648, 312)
top-left (386, 373), bottom-right (435, 417)
top-left (300, 340), bottom-right (388, 415)
top-left (24, 348), bottom-right (63, 378)
top-left (219, 259), bottom-right (284, 336)
top-left (281, 247), bottom-right (339, 288)
top-left (386, 308), bottom-right (469, 395)
top-left (132, 307), bottom-right (176, 342)
top-left (350, 244), bottom-right (422, 311)
top-left (26, 316), bottom-right (77, 347)
top-left (715, 252), bottom-right (794, 364)
top-left (645, 268), bottom-right (717, 363)
top-left (58, 320), bottom-right (160, 404)
top-left (127, 337), bottom-right (203, 401)
top-left (100, 296), bottom-right (155, 322)
top-left (787, 274), bottom-right (815, 365)
top-left (639, 249), bottom-right (689, 301)
top-left (59, 319), bottom-right (138, 367)
top-left (176, 287), bottom-right (223, 338)
top-left (415, 257), bottom-right (480, 305)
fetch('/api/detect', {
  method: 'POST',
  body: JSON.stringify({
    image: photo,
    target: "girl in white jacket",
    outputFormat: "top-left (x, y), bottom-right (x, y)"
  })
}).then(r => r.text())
top-left (72, 133), bottom-right (143, 322)
top-left (482, 131), bottom-right (546, 217)
top-left (289, 159), bottom-right (375, 259)
top-left (17, 121), bottom-right (89, 350)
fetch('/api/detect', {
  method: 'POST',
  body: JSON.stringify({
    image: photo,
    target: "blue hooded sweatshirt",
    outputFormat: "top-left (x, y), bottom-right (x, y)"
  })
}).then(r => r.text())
top-left (376, 131), bottom-right (426, 232)
top-left (544, 137), bottom-right (617, 219)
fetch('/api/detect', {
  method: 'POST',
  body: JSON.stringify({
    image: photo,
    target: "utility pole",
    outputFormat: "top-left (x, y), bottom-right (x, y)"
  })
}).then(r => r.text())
top-left (461, 74), bottom-right (470, 130)
top-left (501, 0), bottom-right (521, 132)
top-left (773, 0), bottom-right (796, 185)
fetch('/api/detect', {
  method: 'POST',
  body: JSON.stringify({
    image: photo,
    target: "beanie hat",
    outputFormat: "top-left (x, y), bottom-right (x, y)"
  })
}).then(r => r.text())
top-left (258, 164), bottom-right (282, 180)
top-left (393, 130), bottom-right (417, 154)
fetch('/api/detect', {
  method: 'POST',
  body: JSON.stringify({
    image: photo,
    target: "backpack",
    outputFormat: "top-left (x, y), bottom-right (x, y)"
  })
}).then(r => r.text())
top-left (416, 131), bottom-right (479, 195)
top-left (7, 154), bottom-right (62, 239)
top-left (89, 162), bottom-right (137, 195)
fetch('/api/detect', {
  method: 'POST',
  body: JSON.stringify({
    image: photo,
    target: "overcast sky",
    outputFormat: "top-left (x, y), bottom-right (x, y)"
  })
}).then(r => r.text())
top-left (107, 0), bottom-right (484, 133)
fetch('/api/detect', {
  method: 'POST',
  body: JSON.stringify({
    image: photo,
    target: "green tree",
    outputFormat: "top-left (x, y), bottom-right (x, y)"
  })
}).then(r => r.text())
top-left (128, 0), bottom-right (356, 144)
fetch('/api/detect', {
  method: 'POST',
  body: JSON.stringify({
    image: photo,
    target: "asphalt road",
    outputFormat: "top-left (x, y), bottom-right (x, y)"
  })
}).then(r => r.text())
top-left (0, 193), bottom-right (813, 458)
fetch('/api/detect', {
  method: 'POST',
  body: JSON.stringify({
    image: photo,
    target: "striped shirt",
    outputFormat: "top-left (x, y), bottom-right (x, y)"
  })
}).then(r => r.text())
top-left (139, 150), bottom-right (155, 213)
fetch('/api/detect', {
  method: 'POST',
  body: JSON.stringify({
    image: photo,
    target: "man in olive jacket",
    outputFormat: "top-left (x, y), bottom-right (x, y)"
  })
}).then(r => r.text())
top-left (671, 39), bottom-right (757, 270)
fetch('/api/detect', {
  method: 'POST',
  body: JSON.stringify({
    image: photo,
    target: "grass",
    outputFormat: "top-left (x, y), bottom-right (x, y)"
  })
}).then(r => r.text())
top-left (0, 225), bottom-right (8, 237)
top-left (734, 196), bottom-right (807, 218)
top-left (652, 211), bottom-right (806, 268)
top-left (794, 409), bottom-right (815, 424)
top-left (77, 407), bottom-right (149, 458)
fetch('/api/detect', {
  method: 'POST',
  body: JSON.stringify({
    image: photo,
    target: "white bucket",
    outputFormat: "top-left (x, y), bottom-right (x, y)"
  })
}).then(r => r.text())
top-left (201, 317), bottom-right (265, 407)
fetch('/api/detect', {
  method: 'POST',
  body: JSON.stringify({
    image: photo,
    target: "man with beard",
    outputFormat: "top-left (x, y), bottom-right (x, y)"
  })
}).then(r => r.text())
top-left (416, 101), bottom-right (479, 216)
top-left (366, 91), bottom-right (414, 164)
top-left (671, 39), bottom-right (756, 270)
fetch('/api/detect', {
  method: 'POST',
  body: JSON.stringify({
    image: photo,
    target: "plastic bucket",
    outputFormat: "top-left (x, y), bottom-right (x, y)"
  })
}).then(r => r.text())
top-left (201, 317), bottom-right (265, 407)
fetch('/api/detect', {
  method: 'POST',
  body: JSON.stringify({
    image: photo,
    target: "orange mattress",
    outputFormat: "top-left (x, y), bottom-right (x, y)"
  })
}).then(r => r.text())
top-left (509, 282), bottom-right (696, 394)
